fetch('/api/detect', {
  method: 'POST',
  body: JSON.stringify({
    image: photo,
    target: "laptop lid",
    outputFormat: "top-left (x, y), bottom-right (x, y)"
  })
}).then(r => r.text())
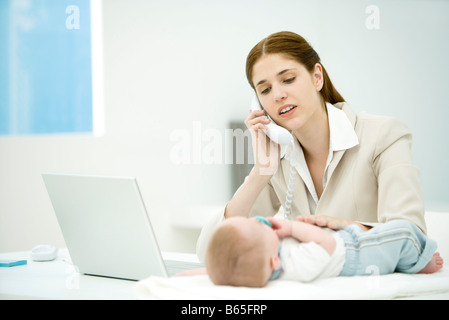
top-left (42, 173), bottom-right (168, 280)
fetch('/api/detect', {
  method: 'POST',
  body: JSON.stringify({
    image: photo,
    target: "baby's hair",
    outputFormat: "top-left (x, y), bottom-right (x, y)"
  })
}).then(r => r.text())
top-left (206, 222), bottom-right (269, 287)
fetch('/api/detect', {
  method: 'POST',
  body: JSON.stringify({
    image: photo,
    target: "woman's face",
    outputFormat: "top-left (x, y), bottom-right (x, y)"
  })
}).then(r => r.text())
top-left (251, 53), bottom-right (325, 134)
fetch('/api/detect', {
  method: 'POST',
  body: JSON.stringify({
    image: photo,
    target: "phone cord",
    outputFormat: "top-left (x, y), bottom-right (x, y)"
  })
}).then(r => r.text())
top-left (283, 141), bottom-right (297, 220)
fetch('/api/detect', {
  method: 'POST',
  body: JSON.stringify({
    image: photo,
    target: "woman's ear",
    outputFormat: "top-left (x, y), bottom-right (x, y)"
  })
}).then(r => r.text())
top-left (313, 63), bottom-right (324, 92)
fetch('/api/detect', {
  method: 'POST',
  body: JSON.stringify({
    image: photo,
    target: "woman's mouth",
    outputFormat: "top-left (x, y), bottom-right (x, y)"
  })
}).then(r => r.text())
top-left (278, 105), bottom-right (297, 117)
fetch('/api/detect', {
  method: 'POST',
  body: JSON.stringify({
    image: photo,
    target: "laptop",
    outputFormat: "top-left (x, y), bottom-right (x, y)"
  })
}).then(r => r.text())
top-left (41, 173), bottom-right (204, 281)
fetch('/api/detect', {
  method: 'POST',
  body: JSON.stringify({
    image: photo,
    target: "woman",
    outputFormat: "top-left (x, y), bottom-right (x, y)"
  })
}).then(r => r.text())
top-left (196, 31), bottom-right (426, 262)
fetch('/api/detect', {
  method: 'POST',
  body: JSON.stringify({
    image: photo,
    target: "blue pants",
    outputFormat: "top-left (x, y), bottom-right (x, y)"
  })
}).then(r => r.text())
top-left (338, 220), bottom-right (437, 276)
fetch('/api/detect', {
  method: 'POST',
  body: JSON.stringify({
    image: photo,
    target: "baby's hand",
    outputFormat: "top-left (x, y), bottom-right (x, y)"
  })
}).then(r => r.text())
top-left (267, 218), bottom-right (293, 238)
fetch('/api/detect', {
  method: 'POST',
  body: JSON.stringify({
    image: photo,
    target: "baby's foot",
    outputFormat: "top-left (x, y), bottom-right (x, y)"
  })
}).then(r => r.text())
top-left (417, 252), bottom-right (444, 274)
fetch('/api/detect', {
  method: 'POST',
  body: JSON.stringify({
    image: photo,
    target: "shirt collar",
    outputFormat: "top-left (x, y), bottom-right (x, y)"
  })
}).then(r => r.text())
top-left (326, 102), bottom-right (359, 151)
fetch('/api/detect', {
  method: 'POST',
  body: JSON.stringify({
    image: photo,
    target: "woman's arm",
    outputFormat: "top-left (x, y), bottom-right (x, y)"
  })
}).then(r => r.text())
top-left (224, 167), bottom-right (273, 218)
top-left (225, 109), bottom-right (281, 218)
top-left (196, 112), bottom-right (281, 261)
top-left (372, 118), bottom-right (426, 232)
top-left (296, 214), bottom-right (371, 231)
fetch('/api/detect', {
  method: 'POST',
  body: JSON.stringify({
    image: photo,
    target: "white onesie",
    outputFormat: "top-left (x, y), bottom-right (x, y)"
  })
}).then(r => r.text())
top-left (279, 231), bottom-right (346, 282)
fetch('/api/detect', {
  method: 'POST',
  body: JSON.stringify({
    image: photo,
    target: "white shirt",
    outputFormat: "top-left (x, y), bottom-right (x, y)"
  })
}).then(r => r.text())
top-left (279, 230), bottom-right (346, 282)
top-left (282, 103), bottom-right (359, 214)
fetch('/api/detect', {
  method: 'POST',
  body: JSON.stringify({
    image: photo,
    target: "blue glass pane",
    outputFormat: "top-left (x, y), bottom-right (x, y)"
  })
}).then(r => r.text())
top-left (0, 0), bottom-right (93, 135)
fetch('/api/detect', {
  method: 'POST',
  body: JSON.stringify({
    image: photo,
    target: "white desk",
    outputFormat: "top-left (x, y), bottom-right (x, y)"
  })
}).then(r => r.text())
top-left (3, 248), bottom-right (449, 300)
top-left (0, 249), bottom-right (198, 300)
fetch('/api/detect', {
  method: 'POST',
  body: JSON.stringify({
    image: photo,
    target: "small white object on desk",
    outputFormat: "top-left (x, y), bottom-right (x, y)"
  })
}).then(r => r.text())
top-left (30, 245), bottom-right (58, 262)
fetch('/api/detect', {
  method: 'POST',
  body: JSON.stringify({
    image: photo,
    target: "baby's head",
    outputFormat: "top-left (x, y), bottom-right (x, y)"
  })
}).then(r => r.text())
top-left (206, 216), bottom-right (280, 287)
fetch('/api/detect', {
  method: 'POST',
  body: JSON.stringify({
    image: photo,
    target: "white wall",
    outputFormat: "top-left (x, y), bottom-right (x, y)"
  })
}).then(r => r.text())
top-left (1, 0), bottom-right (448, 254)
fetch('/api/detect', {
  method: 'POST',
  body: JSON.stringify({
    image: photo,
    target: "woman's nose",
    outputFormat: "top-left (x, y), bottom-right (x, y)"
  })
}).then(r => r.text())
top-left (272, 85), bottom-right (287, 102)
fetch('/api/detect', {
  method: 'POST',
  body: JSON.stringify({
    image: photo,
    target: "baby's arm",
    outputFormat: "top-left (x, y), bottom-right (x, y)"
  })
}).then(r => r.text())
top-left (268, 218), bottom-right (336, 255)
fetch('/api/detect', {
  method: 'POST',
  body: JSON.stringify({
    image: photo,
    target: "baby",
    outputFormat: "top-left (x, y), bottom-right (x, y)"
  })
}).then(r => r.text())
top-left (206, 216), bottom-right (444, 287)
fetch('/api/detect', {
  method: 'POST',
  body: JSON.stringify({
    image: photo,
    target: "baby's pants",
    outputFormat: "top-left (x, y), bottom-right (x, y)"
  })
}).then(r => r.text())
top-left (338, 219), bottom-right (437, 276)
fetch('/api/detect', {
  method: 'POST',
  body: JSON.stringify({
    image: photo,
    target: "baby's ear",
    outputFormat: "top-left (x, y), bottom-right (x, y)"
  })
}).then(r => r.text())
top-left (270, 255), bottom-right (281, 270)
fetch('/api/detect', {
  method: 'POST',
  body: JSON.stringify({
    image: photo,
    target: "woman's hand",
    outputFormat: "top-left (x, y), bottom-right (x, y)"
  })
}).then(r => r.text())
top-left (296, 214), bottom-right (370, 231)
top-left (245, 109), bottom-right (280, 176)
top-left (224, 110), bottom-right (280, 219)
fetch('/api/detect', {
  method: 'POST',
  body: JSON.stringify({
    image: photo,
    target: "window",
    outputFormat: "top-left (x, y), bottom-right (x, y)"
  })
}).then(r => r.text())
top-left (0, 0), bottom-right (103, 135)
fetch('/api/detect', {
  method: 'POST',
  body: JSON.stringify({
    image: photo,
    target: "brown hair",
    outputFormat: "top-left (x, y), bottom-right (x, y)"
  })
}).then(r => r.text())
top-left (246, 31), bottom-right (345, 104)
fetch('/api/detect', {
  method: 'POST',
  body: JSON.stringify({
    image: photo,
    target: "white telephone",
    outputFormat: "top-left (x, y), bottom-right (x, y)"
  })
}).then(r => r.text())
top-left (249, 94), bottom-right (296, 220)
top-left (250, 95), bottom-right (293, 146)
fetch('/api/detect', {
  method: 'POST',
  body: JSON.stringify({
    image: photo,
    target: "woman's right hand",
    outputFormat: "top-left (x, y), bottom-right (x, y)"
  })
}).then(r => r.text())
top-left (244, 109), bottom-right (281, 176)
top-left (224, 110), bottom-right (281, 219)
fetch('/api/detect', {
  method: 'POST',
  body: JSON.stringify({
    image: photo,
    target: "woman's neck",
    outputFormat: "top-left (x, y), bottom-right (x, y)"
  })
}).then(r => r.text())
top-left (293, 102), bottom-right (330, 161)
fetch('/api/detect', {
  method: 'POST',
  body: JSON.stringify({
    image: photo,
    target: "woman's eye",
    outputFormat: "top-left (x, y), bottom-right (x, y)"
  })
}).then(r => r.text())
top-left (284, 77), bottom-right (296, 83)
top-left (260, 87), bottom-right (271, 95)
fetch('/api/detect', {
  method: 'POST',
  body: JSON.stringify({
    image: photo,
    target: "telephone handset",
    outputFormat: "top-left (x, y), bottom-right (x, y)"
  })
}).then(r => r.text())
top-left (250, 95), bottom-right (296, 220)
top-left (250, 95), bottom-right (293, 146)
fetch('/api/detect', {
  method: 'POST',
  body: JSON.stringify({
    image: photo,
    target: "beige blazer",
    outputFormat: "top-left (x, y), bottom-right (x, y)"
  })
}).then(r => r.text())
top-left (196, 103), bottom-right (426, 262)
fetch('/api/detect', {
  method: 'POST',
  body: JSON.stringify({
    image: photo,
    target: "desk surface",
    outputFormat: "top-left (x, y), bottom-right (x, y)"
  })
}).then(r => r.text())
top-left (0, 249), bottom-right (198, 300)
top-left (4, 249), bottom-right (448, 300)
